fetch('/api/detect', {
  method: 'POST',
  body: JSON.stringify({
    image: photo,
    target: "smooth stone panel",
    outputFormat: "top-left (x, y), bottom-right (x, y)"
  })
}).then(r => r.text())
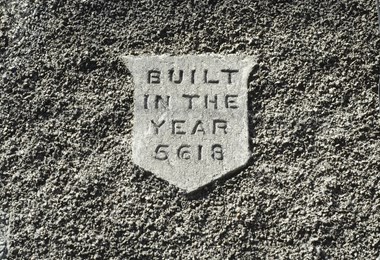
top-left (123, 55), bottom-right (255, 192)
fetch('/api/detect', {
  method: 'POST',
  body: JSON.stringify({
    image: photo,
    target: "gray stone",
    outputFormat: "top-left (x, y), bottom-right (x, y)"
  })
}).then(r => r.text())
top-left (123, 55), bottom-right (255, 192)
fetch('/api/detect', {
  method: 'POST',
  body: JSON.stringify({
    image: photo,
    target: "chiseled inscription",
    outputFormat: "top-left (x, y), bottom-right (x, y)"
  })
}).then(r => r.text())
top-left (124, 55), bottom-right (254, 192)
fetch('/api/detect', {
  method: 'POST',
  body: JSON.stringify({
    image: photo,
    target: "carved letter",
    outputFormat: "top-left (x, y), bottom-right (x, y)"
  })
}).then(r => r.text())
top-left (148, 70), bottom-right (160, 84)
top-left (213, 120), bottom-right (227, 134)
top-left (203, 69), bottom-right (219, 84)
top-left (205, 95), bottom-right (218, 109)
top-left (169, 69), bottom-right (183, 84)
top-left (182, 94), bottom-right (200, 109)
top-left (211, 144), bottom-right (224, 160)
top-left (225, 94), bottom-right (238, 109)
top-left (151, 120), bottom-right (165, 134)
top-left (172, 120), bottom-right (186, 135)
top-left (154, 95), bottom-right (170, 109)
top-left (191, 69), bottom-right (196, 84)
top-left (178, 145), bottom-right (191, 160)
top-left (144, 94), bottom-right (149, 109)
top-left (154, 145), bottom-right (169, 160)
top-left (191, 120), bottom-right (206, 135)
top-left (221, 69), bottom-right (239, 84)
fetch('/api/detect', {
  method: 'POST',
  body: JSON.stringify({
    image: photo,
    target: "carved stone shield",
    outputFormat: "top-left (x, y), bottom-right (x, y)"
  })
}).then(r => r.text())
top-left (123, 55), bottom-right (255, 192)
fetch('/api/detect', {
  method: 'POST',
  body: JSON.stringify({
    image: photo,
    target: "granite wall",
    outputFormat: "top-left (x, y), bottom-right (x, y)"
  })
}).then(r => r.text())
top-left (1, 0), bottom-right (379, 258)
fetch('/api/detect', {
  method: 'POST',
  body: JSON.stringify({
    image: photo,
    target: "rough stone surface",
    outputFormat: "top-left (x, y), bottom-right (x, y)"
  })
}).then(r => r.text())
top-left (124, 55), bottom-right (254, 192)
top-left (1, 0), bottom-right (380, 259)
top-left (0, 211), bottom-right (7, 260)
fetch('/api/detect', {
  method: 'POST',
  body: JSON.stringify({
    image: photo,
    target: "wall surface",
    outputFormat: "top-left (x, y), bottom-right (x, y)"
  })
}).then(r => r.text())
top-left (1, 0), bottom-right (379, 259)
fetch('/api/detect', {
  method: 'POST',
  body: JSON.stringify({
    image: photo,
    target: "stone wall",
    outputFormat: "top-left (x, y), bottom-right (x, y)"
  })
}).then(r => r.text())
top-left (0, 0), bottom-right (379, 258)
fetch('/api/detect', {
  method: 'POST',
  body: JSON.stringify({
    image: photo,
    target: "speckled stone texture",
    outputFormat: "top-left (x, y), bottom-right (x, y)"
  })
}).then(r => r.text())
top-left (1, 0), bottom-right (380, 259)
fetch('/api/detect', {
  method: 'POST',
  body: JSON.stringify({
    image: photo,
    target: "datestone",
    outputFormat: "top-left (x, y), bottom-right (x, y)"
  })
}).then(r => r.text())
top-left (123, 55), bottom-right (255, 192)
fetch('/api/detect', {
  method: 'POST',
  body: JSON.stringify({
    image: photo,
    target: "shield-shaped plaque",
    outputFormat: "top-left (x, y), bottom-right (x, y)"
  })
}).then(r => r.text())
top-left (123, 55), bottom-right (255, 192)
